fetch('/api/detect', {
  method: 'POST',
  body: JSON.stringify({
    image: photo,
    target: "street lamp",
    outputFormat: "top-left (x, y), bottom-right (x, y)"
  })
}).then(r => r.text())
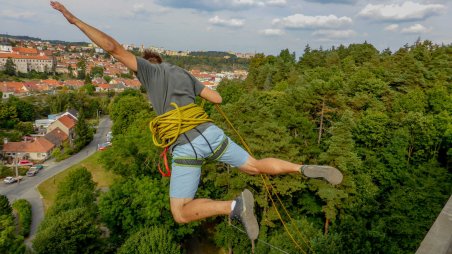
top-left (15, 152), bottom-right (21, 179)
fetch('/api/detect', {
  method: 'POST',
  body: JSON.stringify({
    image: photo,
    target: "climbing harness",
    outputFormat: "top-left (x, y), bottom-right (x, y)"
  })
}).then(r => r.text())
top-left (172, 137), bottom-right (229, 167)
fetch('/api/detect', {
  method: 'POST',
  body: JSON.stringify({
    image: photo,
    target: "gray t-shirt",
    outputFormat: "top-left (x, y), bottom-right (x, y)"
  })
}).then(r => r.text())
top-left (136, 57), bottom-right (213, 149)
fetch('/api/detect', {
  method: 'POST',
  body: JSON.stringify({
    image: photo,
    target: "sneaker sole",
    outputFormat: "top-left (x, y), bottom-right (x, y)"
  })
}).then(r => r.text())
top-left (241, 189), bottom-right (259, 240)
top-left (302, 165), bottom-right (343, 185)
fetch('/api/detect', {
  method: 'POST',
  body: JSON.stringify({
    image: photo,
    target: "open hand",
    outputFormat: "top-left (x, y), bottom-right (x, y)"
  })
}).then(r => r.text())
top-left (50, 1), bottom-right (78, 24)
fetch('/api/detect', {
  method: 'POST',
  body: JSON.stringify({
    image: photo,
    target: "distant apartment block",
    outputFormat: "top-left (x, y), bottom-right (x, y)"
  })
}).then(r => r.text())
top-left (0, 47), bottom-right (55, 73)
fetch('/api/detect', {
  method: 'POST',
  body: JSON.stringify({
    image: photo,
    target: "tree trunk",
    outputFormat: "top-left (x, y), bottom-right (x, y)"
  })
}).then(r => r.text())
top-left (318, 98), bottom-right (325, 145)
top-left (324, 218), bottom-right (329, 235)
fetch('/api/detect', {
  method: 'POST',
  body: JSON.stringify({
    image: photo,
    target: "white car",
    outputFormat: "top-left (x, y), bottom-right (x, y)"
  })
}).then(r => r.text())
top-left (3, 177), bottom-right (17, 184)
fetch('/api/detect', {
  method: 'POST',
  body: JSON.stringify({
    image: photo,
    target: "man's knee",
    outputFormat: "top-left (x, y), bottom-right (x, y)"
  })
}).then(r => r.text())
top-left (170, 198), bottom-right (191, 224)
top-left (171, 210), bottom-right (189, 224)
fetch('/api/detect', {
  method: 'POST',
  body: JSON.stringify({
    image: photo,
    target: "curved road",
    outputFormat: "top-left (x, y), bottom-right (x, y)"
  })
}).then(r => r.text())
top-left (0, 116), bottom-right (112, 244)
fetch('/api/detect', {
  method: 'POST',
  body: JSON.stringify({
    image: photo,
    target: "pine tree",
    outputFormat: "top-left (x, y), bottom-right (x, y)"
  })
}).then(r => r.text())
top-left (74, 109), bottom-right (92, 151)
top-left (4, 58), bottom-right (16, 76)
top-left (0, 195), bottom-right (12, 216)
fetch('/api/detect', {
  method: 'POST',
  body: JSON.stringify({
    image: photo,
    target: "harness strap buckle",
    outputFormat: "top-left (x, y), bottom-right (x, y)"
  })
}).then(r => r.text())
top-left (207, 137), bottom-right (229, 161)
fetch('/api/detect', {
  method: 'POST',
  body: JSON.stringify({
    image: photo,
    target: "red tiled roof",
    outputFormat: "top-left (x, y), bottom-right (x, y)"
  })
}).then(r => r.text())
top-left (57, 115), bottom-right (77, 129)
top-left (92, 78), bottom-right (106, 85)
top-left (97, 84), bottom-right (111, 89)
top-left (0, 82), bottom-right (28, 93)
top-left (23, 82), bottom-right (43, 92)
top-left (2, 138), bottom-right (55, 153)
top-left (41, 79), bottom-right (62, 87)
top-left (64, 80), bottom-right (84, 87)
top-left (49, 127), bottom-right (68, 140)
top-left (123, 79), bottom-right (141, 87)
top-left (0, 53), bottom-right (50, 60)
top-left (12, 47), bottom-right (38, 55)
top-left (45, 127), bottom-right (68, 146)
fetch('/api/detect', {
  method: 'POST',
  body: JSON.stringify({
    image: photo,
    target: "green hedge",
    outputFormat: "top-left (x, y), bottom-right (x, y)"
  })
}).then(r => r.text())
top-left (12, 199), bottom-right (32, 237)
top-left (0, 166), bottom-right (30, 178)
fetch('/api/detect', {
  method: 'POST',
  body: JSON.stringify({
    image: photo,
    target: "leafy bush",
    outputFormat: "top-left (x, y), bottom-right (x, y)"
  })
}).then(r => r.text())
top-left (118, 227), bottom-right (180, 254)
top-left (48, 167), bottom-right (96, 216)
top-left (0, 165), bottom-right (13, 178)
top-left (33, 207), bottom-right (100, 254)
top-left (0, 195), bottom-right (25, 254)
top-left (0, 195), bottom-right (12, 216)
top-left (33, 168), bottom-right (101, 253)
top-left (12, 199), bottom-right (32, 237)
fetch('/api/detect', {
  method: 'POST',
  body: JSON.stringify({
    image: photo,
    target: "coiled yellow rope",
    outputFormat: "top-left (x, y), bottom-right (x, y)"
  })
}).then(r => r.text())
top-left (149, 103), bottom-right (212, 148)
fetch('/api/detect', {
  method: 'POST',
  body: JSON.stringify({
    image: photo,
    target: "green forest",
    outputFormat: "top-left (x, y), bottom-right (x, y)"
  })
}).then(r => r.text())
top-left (30, 40), bottom-right (452, 254)
top-left (163, 54), bottom-right (249, 72)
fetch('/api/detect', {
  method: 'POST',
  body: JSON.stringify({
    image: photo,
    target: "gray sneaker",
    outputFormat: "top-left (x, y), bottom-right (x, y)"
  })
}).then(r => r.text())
top-left (301, 165), bottom-right (343, 185)
top-left (230, 189), bottom-right (259, 240)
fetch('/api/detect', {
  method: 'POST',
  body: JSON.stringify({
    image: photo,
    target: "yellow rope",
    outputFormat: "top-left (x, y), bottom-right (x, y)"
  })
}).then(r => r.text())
top-left (149, 102), bottom-right (311, 252)
top-left (149, 103), bottom-right (212, 148)
top-left (214, 104), bottom-right (313, 253)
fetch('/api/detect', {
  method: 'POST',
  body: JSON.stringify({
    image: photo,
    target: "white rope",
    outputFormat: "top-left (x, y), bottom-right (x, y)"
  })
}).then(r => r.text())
top-left (230, 223), bottom-right (292, 254)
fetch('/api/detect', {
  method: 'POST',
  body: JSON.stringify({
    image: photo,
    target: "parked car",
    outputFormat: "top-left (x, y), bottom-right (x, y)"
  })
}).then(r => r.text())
top-left (106, 132), bottom-right (113, 142)
top-left (98, 142), bottom-right (112, 151)
top-left (4, 176), bottom-right (17, 184)
top-left (18, 160), bottom-right (33, 166)
top-left (30, 164), bottom-right (44, 171)
top-left (26, 169), bottom-right (38, 177)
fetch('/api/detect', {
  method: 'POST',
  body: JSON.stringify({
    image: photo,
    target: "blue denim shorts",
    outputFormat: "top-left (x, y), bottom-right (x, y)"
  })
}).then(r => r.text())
top-left (170, 124), bottom-right (249, 198)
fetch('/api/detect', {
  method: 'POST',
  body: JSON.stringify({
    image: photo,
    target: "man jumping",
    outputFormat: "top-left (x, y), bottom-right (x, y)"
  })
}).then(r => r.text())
top-left (51, 1), bottom-right (343, 241)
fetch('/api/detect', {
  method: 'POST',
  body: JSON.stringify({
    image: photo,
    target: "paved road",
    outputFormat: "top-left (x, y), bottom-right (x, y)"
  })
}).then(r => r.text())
top-left (0, 116), bottom-right (112, 244)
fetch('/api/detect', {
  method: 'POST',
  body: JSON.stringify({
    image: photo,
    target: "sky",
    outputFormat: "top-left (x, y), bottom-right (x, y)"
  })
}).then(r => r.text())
top-left (1, 0), bottom-right (451, 56)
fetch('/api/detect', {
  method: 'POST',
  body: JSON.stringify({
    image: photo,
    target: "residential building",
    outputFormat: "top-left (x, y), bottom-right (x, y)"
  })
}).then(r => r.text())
top-left (0, 42), bottom-right (12, 53)
top-left (63, 79), bottom-right (84, 89)
top-left (2, 137), bottom-right (55, 162)
top-left (0, 81), bottom-right (29, 97)
top-left (47, 114), bottom-right (77, 144)
top-left (0, 52), bottom-right (54, 73)
top-left (45, 127), bottom-right (69, 147)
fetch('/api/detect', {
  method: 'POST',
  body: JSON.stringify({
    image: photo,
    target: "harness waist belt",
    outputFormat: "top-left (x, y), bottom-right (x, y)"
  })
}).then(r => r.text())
top-left (173, 138), bottom-right (229, 166)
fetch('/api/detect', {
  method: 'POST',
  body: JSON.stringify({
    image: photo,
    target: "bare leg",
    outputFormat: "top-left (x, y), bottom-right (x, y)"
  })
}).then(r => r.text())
top-left (239, 156), bottom-right (301, 175)
top-left (170, 198), bottom-right (232, 224)
top-left (239, 156), bottom-right (343, 185)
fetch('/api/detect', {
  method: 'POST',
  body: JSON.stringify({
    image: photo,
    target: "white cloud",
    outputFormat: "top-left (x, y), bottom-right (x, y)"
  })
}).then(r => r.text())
top-left (273, 14), bottom-right (352, 29)
top-left (209, 16), bottom-right (245, 27)
top-left (259, 28), bottom-right (285, 36)
top-left (304, 0), bottom-right (357, 4)
top-left (401, 24), bottom-right (430, 33)
top-left (266, 0), bottom-right (287, 7)
top-left (126, 3), bottom-right (169, 17)
top-left (358, 1), bottom-right (446, 22)
top-left (384, 24), bottom-right (399, 31)
top-left (232, 0), bottom-right (264, 7)
top-left (0, 10), bottom-right (35, 20)
top-left (156, 0), bottom-right (265, 11)
top-left (132, 4), bottom-right (151, 15)
top-left (312, 29), bottom-right (356, 39)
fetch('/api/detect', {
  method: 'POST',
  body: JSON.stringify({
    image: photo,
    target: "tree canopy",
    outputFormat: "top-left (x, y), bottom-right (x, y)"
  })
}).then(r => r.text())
top-left (29, 40), bottom-right (452, 254)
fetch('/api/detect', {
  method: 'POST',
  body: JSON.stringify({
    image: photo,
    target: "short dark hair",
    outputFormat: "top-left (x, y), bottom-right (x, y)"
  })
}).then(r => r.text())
top-left (143, 50), bottom-right (163, 64)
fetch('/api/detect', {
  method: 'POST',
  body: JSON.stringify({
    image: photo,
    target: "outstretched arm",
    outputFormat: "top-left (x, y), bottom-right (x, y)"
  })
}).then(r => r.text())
top-left (50, 1), bottom-right (137, 72)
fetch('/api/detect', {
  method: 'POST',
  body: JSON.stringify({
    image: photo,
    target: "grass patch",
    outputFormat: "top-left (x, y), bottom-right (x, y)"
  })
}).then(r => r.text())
top-left (37, 151), bottom-right (119, 213)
